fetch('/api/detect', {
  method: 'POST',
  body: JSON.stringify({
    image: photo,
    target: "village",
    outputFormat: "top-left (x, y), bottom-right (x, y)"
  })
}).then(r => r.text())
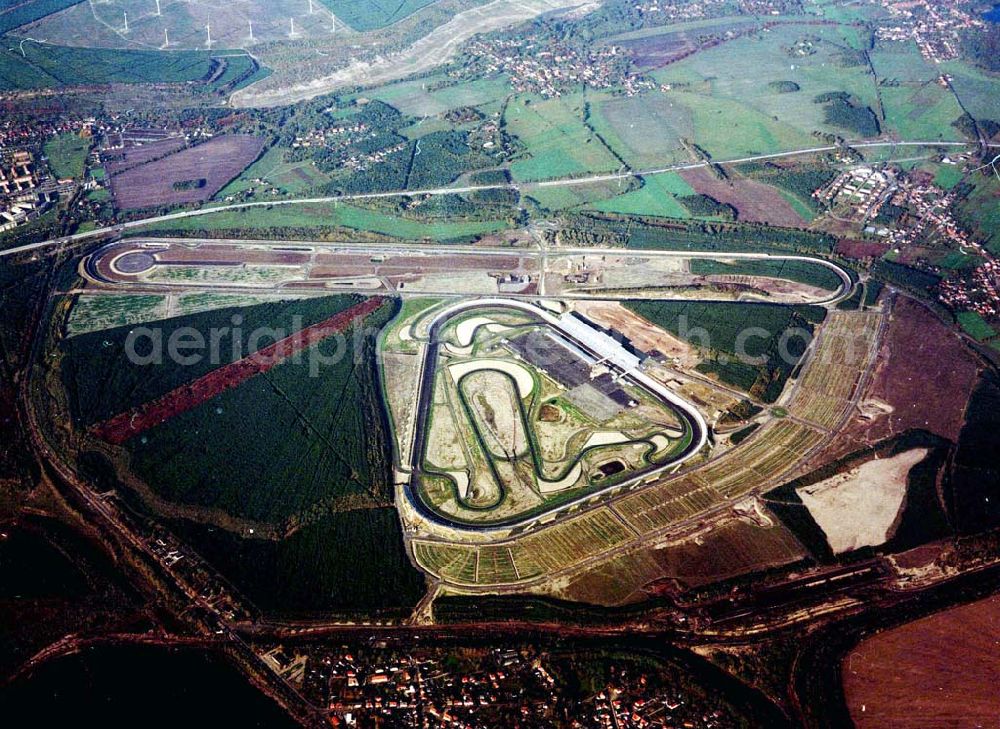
top-left (261, 641), bottom-right (738, 728)
top-left (875, 0), bottom-right (986, 63)
top-left (460, 38), bottom-right (655, 98)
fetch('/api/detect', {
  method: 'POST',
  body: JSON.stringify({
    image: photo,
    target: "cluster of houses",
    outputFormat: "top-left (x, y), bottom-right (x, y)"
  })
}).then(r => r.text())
top-left (275, 642), bottom-right (735, 727)
top-left (463, 39), bottom-right (654, 98)
top-left (815, 167), bottom-right (895, 223)
top-left (876, 0), bottom-right (985, 63)
top-left (0, 150), bottom-right (55, 233)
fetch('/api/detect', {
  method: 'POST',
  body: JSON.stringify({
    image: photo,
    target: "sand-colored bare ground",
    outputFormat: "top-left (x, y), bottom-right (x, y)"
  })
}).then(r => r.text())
top-left (797, 448), bottom-right (928, 554)
top-left (573, 300), bottom-right (698, 366)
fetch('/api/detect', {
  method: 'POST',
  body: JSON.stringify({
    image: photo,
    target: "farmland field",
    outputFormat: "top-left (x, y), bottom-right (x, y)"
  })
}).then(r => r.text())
top-left (109, 135), bottom-right (265, 210)
top-left (507, 94), bottom-right (623, 182)
top-left (843, 596), bottom-right (1000, 729)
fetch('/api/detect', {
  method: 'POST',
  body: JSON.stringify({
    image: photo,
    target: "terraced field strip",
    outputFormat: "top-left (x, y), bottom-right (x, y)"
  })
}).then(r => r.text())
top-left (790, 310), bottom-right (883, 428)
top-left (412, 507), bottom-right (633, 586)
top-left (91, 297), bottom-right (385, 444)
top-left (696, 420), bottom-right (825, 498)
top-left (614, 477), bottom-right (725, 532)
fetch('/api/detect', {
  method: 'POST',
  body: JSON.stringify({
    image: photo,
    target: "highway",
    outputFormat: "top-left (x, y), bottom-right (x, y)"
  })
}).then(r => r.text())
top-left (1, 138), bottom-right (989, 260)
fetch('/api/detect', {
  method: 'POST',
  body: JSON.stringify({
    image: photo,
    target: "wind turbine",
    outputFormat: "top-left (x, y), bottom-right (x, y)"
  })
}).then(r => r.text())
top-left (289, 17), bottom-right (298, 39)
top-left (247, 19), bottom-right (254, 43)
top-left (161, 28), bottom-right (170, 48)
top-left (205, 23), bottom-right (212, 49)
top-left (155, 0), bottom-right (161, 16)
top-left (123, 11), bottom-right (129, 33)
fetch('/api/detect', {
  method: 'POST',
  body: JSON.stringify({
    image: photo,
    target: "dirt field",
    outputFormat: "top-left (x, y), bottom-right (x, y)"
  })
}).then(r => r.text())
top-left (109, 135), bottom-right (265, 210)
top-left (835, 238), bottom-right (891, 260)
top-left (843, 595), bottom-right (1000, 728)
top-left (797, 448), bottom-right (927, 554)
top-left (679, 167), bottom-right (805, 227)
top-left (91, 297), bottom-right (383, 444)
top-left (827, 298), bottom-right (979, 459)
top-left (573, 300), bottom-right (698, 366)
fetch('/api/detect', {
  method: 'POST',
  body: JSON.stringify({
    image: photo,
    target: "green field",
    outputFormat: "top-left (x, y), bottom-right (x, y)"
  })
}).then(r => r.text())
top-left (216, 146), bottom-right (331, 198)
top-left (956, 311), bottom-right (998, 342)
top-left (138, 201), bottom-right (510, 242)
top-left (43, 132), bottom-right (90, 179)
top-left (591, 173), bottom-right (694, 218)
top-left (651, 24), bottom-right (878, 154)
top-left (507, 94), bottom-right (622, 182)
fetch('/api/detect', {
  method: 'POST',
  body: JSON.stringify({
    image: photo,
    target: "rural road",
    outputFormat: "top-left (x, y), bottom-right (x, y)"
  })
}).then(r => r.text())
top-left (2, 139), bottom-right (990, 260)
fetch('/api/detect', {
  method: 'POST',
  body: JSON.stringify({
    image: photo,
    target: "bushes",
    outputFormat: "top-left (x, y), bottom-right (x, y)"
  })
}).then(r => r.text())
top-left (678, 194), bottom-right (737, 220)
top-left (689, 258), bottom-right (843, 291)
top-left (814, 92), bottom-right (880, 137)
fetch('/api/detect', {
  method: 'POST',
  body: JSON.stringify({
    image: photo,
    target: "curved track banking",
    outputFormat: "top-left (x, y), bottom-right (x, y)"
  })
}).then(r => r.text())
top-left (80, 238), bottom-right (855, 306)
top-left (404, 298), bottom-right (708, 533)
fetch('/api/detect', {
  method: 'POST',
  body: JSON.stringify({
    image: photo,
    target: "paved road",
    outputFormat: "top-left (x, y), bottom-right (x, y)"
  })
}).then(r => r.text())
top-left (2, 139), bottom-right (989, 260)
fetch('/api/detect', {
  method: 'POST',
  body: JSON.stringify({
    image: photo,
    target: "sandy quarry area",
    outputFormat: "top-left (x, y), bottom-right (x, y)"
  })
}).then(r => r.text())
top-left (797, 448), bottom-right (928, 554)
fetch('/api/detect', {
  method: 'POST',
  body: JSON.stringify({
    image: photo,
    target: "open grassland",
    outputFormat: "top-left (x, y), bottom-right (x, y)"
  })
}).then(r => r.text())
top-left (587, 92), bottom-right (691, 170)
top-left (370, 74), bottom-right (513, 117)
top-left (590, 172), bottom-right (694, 218)
top-left (137, 201), bottom-right (510, 241)
top-left (649, 24), bottom-right (878, 154)
top-left (789, 310), bottom-right (882, 429)
top-left (507, 94), bottom-right (623, 182)
top-left (870, 44), bottom-right (964, 142)
top-left (217, 145), bottom-right (331, 198)
top-left (43, 132), bottom-right (90, 179)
